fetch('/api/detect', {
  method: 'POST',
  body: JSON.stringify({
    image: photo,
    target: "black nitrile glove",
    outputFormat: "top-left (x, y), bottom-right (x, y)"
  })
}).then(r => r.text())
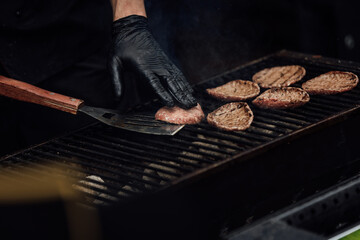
top-left (109, 15), bottom-right (197, 109)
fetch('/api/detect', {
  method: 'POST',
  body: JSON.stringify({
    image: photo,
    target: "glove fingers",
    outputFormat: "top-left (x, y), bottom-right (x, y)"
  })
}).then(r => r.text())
top-left (175, 72), bottom-right (197, 105)
top-left (164, 73), bottom-right (197, 109)
top-left (182, 75), bottom-right (195, 94)
top-left (109, 57), bottom-right (123, 101)
top-left (147, 73), bottom-right (175, 107)
top-left (166, 63), bottom-right (196, 107)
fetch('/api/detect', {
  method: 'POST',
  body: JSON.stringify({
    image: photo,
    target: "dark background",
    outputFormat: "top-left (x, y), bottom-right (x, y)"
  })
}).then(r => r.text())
top-left (1, 0), bottom-right (359, 157)
top-left (146, 0), bottom-right (360, 85)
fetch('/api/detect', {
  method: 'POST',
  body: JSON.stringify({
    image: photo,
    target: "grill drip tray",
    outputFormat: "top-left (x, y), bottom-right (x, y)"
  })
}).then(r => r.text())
top-left (1, 50), bottom-right (360, 207)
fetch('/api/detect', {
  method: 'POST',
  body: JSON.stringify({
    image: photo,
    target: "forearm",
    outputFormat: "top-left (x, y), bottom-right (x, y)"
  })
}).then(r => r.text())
top-left (110, 0), bottom-right (147, 21)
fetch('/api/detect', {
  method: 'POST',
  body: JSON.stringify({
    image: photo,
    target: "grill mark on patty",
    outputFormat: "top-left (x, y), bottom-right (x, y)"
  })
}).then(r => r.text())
top-left (287, 68), bottom-right (305, 85)
top-left (266, 67), bottom-right (293, 86)
top-left (261, 67), bottom-right (286, 85)
top-left (252, 87), bottom-right (310, 109)
top-left (302, 71), bottom-right (358, 95)
top-left (207, 102), bottom-right (254, 131)
top-left (253, 65), bottom-right (306, 88)
top-left (271, 66), bottom-right (301, 86)
top-left (206, 80), bottom-right (260, 101)
top-left (260, 68), bottom-right (279, 85)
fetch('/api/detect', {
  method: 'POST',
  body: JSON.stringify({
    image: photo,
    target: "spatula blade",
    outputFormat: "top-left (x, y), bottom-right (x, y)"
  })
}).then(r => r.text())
top-left (79, 105), bottom-right (185, 135)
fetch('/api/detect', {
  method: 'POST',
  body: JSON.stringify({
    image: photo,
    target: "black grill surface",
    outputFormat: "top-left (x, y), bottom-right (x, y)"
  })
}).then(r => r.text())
top-left (1, 50), bottom-right (360, 205)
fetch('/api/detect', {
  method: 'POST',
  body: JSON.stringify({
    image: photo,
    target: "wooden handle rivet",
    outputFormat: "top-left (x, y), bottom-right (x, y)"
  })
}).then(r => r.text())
top-left (50, 92), bottom-right (55, 95)
top-left (70, 98), bottom-right (76, 101)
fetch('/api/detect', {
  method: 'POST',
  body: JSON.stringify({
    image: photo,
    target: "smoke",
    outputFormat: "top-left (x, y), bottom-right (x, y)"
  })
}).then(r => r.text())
top-left (145, 0), bottom-right (360, 85)
top-left (145, 1), bottom-right (262, 84)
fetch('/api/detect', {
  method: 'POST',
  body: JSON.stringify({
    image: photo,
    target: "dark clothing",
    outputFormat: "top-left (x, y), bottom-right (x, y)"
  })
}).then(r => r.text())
top-left (0, 46), bottom-right (115, 157)
top-left (0, 0), bottom-right (113, 84)
top-left (0, 0), bottom-right (116, 156)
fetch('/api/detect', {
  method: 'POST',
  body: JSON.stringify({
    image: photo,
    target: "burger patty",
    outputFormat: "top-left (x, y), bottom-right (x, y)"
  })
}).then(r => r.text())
top-left (252, 65), bottom-right (306, 88)
top-left (302, 71), bottom-right (359, 95)
top-left (252, 87), bottom-right (310, 109)
top-left (207, 102), bottom-right (254, 131)
top-left (155, 103), bottom-right (204, 124)
top-left (206, 80), bottom-right (260, 101)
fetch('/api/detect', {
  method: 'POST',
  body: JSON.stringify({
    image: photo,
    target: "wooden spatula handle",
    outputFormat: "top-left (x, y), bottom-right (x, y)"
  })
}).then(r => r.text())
top-left (0, 75), bottom-right (84, 114)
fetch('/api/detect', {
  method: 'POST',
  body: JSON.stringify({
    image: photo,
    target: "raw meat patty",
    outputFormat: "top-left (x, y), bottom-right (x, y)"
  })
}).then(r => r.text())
top-left (252, 87), bottom-right (310, 109)
top-left (207, 102), bottom-right (253, 131)
top-left (302, 71), bottom-right (358, 95)
top-left (155, 103), bottom-right (204, 124)
top-left (252, 65), bottom-right (306, 88)
top-left (206, 80), bottom-right (260, 101)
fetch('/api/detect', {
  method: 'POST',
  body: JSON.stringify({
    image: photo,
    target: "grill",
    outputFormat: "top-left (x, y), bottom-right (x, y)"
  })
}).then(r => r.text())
top-left (224, 175), bottom-right (360, 240)
top-left (1, 50), bottom-right (360, 207)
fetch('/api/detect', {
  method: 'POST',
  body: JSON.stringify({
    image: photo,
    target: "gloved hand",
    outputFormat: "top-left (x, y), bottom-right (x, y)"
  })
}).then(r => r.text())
top-left (109, 15), bottom-right (197, 109)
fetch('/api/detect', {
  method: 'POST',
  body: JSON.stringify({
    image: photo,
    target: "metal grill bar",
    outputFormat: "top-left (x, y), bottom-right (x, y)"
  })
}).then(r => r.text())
top-left (67, 135), bottom-right (204, 168)
top-left (310, 97), bottom-right (353, 109)
top-left (250, 121), bottom-right (289, 134)
top-left (1, 50), bottom-right (360, 205)
top-left (185, 127), bottom-right (260, 147)
top-left (254, 110), bottom-right (311, 126)
top-left (28, 150), bottom-right (157, 197)
top-left (308, 101), bottom-right (344, 112)
top-left (246, 126), bottom-right (282, 138)
top-left (266, 109), bottom-right (317, 123)
top-left (176, 133), bottom-right (245, 152)
top-left (90, 132), bottom-right (221, 164)
top-left (26, 156), bottom-right (137, 196)
top-left (34, 146), bottom-right (163, 189)
top-left (11, 156), bottom-right (124, 201)
top-left (170, 138), bottom-right (232, 156)
top-left (30, 150), bottom-right (167, 186)
top-left (197, 122), bottom-right (273, 143)
top-left (303, 103), bottom-right (337, 115)
top-left (125, 133), bottom-right (232, 161)
top-left (285, 107), bottom-right (325, 120)
top-left (51, 139), bottom-right (188, 175)
top-left (252, 115), bottom-right (301, 131)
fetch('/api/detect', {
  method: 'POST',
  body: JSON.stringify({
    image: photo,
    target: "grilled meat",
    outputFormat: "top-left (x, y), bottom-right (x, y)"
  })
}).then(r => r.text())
top-left (252, 65), bottom-right (306, 88)
top-left (206, 80), bottom-right (260, 101)
top-left (155, 103), bottom-right (204, 124)
top-left (252, 87), bottom-right (310, 109)
top-left (207, 102), bottom-right (253, 131)
top-left (302, 71), bottom-right (359, 95)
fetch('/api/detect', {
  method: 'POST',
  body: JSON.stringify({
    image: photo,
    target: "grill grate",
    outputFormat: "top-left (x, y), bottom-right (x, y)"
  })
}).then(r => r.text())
top-left (1, 50), bottom-right (360, 205)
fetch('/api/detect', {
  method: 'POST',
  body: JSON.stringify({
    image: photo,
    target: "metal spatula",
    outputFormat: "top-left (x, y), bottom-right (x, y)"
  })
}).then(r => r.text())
top-left (0, 75), bottom-right (184, 135)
